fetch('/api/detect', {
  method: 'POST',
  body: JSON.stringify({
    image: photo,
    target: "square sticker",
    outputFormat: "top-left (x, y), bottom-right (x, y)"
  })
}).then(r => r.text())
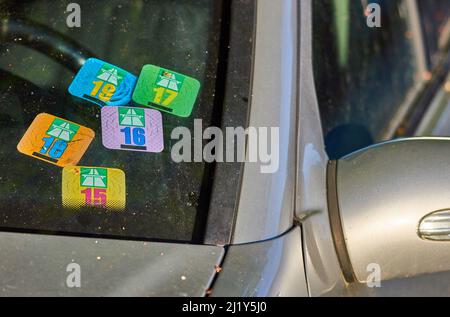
top-left (68, 58), bottom-right (137, 107)
top-left (132, 65), bottom-right (200, 117)
top-left (101, 106), bottom-right (164, 152)
top-left (17, 113), bottom-right (95, 167)
top-left (62, 166), bottom-right (126, 210)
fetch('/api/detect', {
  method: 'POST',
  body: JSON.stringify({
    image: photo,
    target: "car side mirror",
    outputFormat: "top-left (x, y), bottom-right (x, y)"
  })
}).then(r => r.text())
top-left (328, 138), bottom-right (450, 283)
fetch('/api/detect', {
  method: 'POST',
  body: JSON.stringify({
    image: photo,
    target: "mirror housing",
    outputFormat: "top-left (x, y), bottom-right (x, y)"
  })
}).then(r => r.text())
top-left (329, 138), bottom-right (450, 283)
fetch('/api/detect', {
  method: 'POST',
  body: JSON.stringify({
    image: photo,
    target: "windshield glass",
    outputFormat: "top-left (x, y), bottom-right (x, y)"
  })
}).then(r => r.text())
top-left (0, 0), bottom-right (222, 242)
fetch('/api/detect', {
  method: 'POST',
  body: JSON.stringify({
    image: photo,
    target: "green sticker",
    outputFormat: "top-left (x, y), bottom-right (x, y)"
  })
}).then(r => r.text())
top-left (132, 65), bottom-right (200, 117)
top-left (45, 118), bottom-right (80, 142)
top-left (80, 167), bottom-right (108, 188)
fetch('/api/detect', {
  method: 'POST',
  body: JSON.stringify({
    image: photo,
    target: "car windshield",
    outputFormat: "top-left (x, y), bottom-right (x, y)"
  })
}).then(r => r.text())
top-left (0, 0), bottom-right (222, 242)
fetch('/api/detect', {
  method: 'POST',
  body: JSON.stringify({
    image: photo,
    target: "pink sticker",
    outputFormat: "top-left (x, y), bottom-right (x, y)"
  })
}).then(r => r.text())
top-left (101, 106), bottom-right (163, 153)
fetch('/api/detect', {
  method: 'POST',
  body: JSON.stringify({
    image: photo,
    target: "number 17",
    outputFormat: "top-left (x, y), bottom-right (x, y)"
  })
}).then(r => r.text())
top-left (153, 87), bottom-right (178, 106)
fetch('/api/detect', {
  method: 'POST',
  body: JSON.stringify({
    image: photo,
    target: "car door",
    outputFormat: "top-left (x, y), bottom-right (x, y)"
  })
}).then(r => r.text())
top-left (310, 0), bottom-right (450, 296)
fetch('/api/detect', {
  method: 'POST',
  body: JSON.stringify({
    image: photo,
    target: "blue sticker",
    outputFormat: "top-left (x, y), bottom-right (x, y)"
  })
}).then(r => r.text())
top-left (68, 58), bottom-right (137, 107)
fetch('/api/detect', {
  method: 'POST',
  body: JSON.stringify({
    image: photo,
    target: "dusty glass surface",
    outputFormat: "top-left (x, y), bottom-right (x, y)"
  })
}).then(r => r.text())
top-left (0, 0), bottom-right (221, 241)
top-left (313, 0), bottom-right (420, 159)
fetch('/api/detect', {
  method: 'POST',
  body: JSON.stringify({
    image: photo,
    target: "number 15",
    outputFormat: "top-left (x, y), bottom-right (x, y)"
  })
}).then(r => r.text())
top-left (81, 188), bottom-right (106, 207)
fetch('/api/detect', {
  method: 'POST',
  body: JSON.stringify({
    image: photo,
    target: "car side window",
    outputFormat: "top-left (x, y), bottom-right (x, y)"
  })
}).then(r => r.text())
top-left (313, 0), bottom-right (421, 159)
top-left (417, 0), bottom-right (450, 68)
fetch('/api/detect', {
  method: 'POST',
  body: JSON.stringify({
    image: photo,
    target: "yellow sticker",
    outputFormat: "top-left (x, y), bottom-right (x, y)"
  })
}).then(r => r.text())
top-left (62, 166), bottom-right (126, 211)
top-left (17, 113), bottom-right (95, 167)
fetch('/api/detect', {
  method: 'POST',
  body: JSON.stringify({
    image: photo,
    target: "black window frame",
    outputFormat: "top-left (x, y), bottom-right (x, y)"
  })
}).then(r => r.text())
top-left (201, 0), bottom-right (256, 245)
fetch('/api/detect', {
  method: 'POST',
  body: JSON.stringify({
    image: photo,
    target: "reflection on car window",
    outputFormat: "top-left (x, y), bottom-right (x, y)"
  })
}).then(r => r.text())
top-left (417, 0), bottom-right (450, 67)
top-left (0, 0), bottom-right (221, 241)
top-left (313, 0), bottom-right (420, 159)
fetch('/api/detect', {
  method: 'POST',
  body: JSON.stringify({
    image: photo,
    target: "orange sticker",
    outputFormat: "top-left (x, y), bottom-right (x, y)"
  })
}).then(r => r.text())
top-left (17, 113), bottom-right (95, 167)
